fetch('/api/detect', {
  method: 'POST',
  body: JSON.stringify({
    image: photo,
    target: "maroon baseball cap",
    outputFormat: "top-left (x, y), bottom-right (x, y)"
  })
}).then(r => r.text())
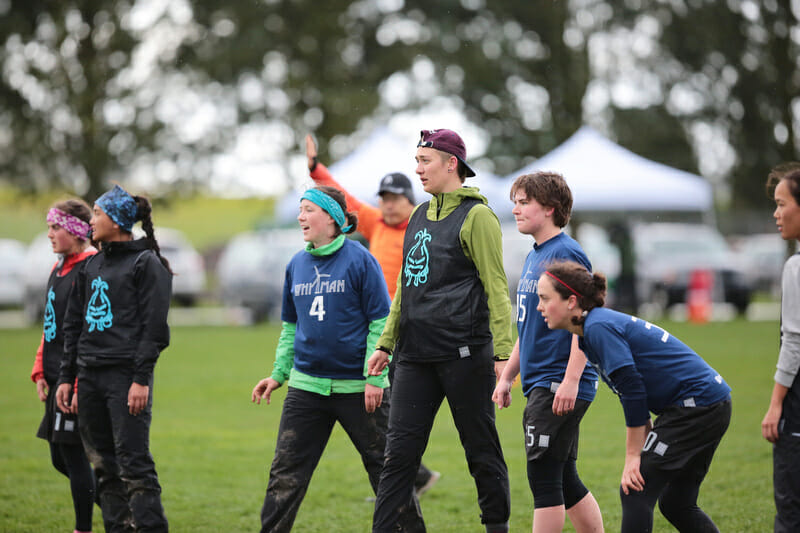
top-left (417, 129), bottom-right (476, 177)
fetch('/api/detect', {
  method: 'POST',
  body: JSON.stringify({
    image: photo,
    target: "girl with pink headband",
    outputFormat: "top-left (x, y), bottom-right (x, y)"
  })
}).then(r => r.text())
top-left (30, 198), bottom-right (97, 533)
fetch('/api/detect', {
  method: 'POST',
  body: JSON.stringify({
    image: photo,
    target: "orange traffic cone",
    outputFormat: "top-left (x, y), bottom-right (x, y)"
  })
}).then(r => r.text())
top-left (686, 269), bottom-right (713, 324)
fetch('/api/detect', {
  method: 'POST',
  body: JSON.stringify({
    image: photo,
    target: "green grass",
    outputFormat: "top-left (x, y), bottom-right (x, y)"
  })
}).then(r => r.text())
top-left (0, 319), bottom-right (777, 532)
top-left (0, 187), bottom-right (277, 251)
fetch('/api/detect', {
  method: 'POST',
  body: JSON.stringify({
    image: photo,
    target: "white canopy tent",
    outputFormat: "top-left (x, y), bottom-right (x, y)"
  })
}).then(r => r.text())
top-left (497, 126), bottom-right (714, 214)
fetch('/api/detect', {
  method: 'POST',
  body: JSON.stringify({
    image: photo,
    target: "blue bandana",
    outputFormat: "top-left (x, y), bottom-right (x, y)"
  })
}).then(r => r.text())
top-left (96, 185), bottom-right (138, 232)
top-left (301, 189), bottom-right (352, 233)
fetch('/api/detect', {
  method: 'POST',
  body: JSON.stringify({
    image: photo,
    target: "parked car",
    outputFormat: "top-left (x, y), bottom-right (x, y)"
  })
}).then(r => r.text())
top-left (22, 232), bottom-right (61, 322)
top-left (134, 227), bottom-right (206, 306)
top-left (632, 223), bottom-right (752, 314)
top-left (23, 227), bottom-right (205, 323)
top-left (730, 232), bottom-right (787, 296)
top-left (0, 238), bottom-right (27, 307)
top-left (216, 228), bottom-right (300, 322)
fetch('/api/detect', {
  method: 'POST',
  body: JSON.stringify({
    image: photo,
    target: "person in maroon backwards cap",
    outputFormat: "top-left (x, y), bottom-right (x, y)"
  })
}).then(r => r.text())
top-left (368, 129), bottom-right (514, 533)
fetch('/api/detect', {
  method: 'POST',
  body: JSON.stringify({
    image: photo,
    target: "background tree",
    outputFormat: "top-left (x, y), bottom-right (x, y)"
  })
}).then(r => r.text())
top-left (1, 0), bottom-right (797, 211)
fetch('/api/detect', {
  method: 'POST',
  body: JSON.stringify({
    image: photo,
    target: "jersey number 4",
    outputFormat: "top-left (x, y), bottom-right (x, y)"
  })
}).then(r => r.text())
top-left (309, 295), bottom-right (326, 321)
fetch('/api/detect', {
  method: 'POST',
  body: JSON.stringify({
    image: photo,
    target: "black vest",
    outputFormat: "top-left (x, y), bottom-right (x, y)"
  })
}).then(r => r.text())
top-left (397, 197), bottom-right (492, 361)
top-left (42, 260), bottom-right (81, 385)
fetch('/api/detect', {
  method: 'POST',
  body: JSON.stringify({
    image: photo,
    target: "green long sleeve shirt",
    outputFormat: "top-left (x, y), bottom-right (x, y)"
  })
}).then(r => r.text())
top-left (378, 186), bottom-right (514, 359)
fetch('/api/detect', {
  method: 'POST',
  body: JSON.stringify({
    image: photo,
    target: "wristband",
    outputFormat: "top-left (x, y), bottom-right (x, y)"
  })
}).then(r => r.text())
top-left (309, 156), bottom-right (318, 172)
top-left (376, 345), bottom-right (393, 355)
top-left (492, 355), bottom-right (509, 361)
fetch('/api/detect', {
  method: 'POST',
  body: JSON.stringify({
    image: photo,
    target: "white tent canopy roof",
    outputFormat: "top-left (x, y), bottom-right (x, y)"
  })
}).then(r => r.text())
top-left (500, 126), bottom-right (713, 212)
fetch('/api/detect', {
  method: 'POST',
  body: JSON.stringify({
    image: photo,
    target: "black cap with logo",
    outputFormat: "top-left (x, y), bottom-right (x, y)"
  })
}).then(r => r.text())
top-left (377, 172), bottom-right (415, 204)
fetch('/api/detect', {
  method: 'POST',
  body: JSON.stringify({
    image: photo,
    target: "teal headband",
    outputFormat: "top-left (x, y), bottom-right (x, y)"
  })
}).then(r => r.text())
top-left (301, 189), bottom-right (352, 233)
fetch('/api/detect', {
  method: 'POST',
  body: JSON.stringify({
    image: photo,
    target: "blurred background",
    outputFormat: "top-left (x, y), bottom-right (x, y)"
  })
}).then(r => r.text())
top-left (0, 0), bottom-right (798, 325)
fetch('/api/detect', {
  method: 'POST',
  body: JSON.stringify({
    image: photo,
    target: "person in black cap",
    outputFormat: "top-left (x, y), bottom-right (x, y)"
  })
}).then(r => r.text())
top-left (305, 134), bottom-right (441, 497)
top-left (368, 129), bottom-right (514, 533)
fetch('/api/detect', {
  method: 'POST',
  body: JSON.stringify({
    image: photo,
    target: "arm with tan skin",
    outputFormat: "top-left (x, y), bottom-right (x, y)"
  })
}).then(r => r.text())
top-left (763, 383), bottom-right (789, 442)
top-left (763, 256), bottom-right (800, 441)
top-left (621, 420), bottom-right (652, 494)
top-left (493, 339), bottom-right (521, 409)
top-left (552, 334), bottom-right (588, 415)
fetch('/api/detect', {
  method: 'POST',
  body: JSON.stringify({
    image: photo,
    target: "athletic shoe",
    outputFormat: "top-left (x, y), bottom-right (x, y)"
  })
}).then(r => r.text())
top-left (414, 470), bottom-right (441, 497)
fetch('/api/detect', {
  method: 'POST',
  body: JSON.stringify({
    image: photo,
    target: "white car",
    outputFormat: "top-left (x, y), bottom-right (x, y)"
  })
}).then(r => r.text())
top-left (0, 238), bottom-right (27, 307)
top-left (23, 227), bottom-right (205, 323)
top-left (134, 227), bottom-right (206, 306)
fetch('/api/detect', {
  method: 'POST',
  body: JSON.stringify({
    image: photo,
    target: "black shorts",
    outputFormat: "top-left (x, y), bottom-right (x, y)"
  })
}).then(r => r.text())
top-left (641, 398), bottom-right (731, 473)
top-left (773, 432), bottom-right (800, 532)
top-left (522, 387), bottom-right (591, 462)
top-left (36, 385), bottom-right (82, 445)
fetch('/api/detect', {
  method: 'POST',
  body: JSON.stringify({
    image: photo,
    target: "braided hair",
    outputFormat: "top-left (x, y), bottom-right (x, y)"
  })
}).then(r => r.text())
top-left (133, 195), bottom-right (173, 274)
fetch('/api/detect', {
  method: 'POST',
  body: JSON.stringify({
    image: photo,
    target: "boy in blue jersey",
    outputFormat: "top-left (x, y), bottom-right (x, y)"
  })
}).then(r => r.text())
top-left (493, 172), bottom-right (603, 532)
top-left (538, 260), bottom-right (731, 533)
top-left (251, 186), bottom-right (423, 532)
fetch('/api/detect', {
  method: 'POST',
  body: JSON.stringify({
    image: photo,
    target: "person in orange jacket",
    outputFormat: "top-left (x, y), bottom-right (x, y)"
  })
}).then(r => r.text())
top-left (306, 134), bottom-right (440, 495)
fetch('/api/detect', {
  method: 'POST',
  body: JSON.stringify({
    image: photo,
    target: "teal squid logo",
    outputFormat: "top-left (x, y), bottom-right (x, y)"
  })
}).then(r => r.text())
top-left (404, 228), bottom-right (432, 287)
top-left (86, 276), bottom-right (113, 332)
top-left (43, 288), bottom-right (56, 342)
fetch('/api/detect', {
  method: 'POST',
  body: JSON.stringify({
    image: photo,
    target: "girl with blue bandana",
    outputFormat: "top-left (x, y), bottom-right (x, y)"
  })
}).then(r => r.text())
top-left (56, 184), bottom-right (173, 533)
top-left (30, 198), bottom-right (96, 533)
top-left (251, 186), bottom-right (424, 532)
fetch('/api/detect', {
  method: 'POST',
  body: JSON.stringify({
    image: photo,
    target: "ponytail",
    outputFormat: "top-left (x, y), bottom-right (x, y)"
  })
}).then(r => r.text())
top-left (134, 195), bottom-right (173, 274)
top-left (544, 260), bottom-right (606, 326)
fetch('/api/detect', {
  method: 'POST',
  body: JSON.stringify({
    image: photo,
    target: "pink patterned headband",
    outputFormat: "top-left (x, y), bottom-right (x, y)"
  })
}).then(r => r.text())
top-left (47, 208), bottom-right (91, 240)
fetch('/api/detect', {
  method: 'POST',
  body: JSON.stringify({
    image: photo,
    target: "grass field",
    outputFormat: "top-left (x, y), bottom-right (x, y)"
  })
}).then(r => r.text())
top-left (0, 319), bottom-right (777, 532)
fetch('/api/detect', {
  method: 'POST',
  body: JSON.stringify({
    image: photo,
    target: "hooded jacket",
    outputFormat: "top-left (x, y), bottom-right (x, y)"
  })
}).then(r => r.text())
top-left (59, 238), bottom-right (172, 386)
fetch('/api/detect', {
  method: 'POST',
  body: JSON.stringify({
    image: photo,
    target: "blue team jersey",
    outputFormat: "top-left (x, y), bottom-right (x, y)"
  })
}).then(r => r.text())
top-left (516, 232), bottom-right (598, 400)
top-left (579, 307), bottom-right (731, 414)
top-left (281, 239), bottom-right (391, 380)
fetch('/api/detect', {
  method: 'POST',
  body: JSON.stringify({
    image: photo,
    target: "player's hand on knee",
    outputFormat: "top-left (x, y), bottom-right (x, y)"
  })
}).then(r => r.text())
top-left (620, 455), bottom-right (645, 495)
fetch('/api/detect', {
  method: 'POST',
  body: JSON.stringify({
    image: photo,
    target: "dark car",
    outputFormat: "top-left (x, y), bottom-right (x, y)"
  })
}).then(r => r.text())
top-left (216, 229), bottom-right (300, 322)
top-left (632, 223), bottom-right (752, 314)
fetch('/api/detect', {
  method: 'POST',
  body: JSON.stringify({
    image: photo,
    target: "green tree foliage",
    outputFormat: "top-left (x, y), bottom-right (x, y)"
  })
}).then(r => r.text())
top-left (605, 0), bottom-right (799, 209)
top-left (1, 0), bottom-right (797, 209)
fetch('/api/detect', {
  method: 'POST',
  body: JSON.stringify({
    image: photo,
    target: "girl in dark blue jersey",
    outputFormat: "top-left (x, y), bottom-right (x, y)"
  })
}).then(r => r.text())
top-left (251, 186), bottom-right (423, 533)
top-left (537, 260), bottom-right (731, 533)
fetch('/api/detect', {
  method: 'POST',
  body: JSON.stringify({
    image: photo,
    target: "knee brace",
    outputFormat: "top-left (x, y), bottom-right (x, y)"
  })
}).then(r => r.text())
top-left (562, 458), bottom-right (589, 509)
top-left (527, 457), bottom-right (565, 508)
